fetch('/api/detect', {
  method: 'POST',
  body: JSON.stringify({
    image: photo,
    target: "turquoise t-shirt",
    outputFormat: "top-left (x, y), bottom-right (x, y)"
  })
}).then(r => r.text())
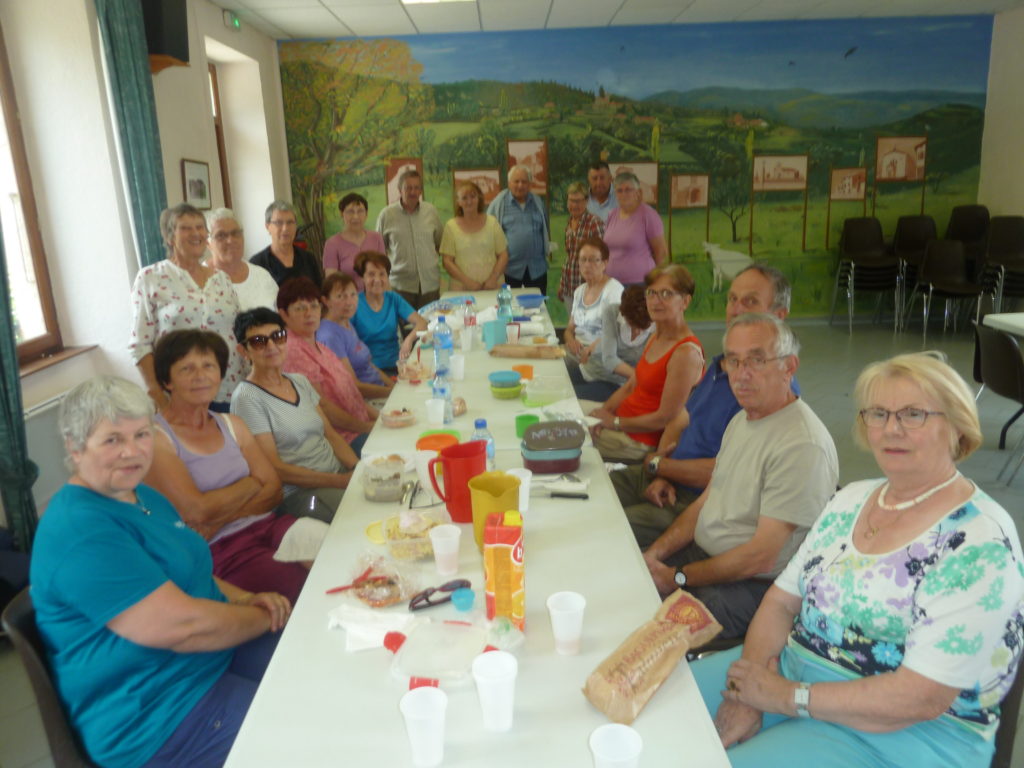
top-left (30, 483), bottom-right (232, 767)
top-left (352, 291), bottom-right (415, 369)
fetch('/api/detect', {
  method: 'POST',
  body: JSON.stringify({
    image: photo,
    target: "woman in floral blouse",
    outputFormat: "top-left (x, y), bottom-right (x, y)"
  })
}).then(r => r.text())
top-left (557, 182), bottom-right (604, 305)
top-left (130, 203), bottom-right (245, 412)
top-left (692, 352), bottom-right (1024, 768)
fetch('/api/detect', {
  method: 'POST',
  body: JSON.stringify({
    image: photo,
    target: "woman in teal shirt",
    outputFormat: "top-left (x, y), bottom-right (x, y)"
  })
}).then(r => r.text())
top-left (351, 251), bottom-right (426, 374)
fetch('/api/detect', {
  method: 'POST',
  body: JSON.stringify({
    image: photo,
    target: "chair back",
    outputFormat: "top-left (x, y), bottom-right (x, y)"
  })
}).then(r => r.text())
top-left (975, 323), bottom-right (1024, 405)
top-left (946, 204), bottom-right (991, 244)
top-left (993, 659), bottom-right (1024, 768)
top-left (840, 217), bottom-right (887, 263)
top-left (921, 239), bottom-right (973, 289)
top-left (1, 589), bottom-right (94, 767)
top-left (893, 215), bottom-right (937, 265)
top-left (987, 216), bottom-right (1024, 267)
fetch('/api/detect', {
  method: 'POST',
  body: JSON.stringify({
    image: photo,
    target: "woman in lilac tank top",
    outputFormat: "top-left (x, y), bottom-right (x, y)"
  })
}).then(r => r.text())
top-left (603, 171), bottom-right (668, 285)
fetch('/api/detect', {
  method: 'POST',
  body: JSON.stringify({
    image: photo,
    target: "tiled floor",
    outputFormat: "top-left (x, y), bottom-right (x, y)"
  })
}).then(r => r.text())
top-left (1, 320), bottom-right (1023, 767)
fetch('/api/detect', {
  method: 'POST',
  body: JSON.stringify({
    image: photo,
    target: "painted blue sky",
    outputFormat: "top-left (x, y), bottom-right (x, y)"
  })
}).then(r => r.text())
top-left (372, 17), bottom-right (992, 98)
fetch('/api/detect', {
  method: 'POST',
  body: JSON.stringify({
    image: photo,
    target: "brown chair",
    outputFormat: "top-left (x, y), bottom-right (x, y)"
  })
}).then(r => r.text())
top-left (893, 214), bottom-right (937, 327)
top-left (993, 660), bottom-right (1024, 768)
top-left (919, 239), bottom-right (984, 343)
top-left (1, 589), bottom-right (94, 767)
top-left (983, 216), bottom-right (1024, 313)
top-left (829, 217), bottom-right (901, 333)
top-left (946, 204), bottom-right (990, 279)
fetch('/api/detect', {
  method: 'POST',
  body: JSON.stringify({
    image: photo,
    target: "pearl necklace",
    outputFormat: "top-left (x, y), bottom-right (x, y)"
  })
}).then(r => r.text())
top-left (865, 471), bottom-right (961, 539)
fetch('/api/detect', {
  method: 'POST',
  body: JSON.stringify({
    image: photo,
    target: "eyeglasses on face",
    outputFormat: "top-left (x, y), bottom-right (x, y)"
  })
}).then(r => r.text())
top-left (243, 329), bottom-right (287, 349)
top-left (723, 355), bottom-right (784, 371)
top-left (645, 288), bottom-right (680, 301)
top-left (859, 407), bottom-right (944, 429)
top-left (211, 228), bottom-right (244, 242)
top-left (269, 219), bottom-right (296, 228)
top-left (408, 579), bottom-right (471, 611)
top-left (578, 257), bottom-right (603, 265)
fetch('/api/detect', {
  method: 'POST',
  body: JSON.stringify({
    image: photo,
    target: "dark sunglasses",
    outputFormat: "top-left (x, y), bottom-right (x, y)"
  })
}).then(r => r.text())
top-left (408, 579), bottom-right (471, 612)
top-left (243, 329), bottom-right (287, 349)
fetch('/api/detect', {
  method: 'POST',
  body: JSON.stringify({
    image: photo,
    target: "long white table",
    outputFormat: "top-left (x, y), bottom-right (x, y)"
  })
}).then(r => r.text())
top-left (983, 312), bottom-right (1024, 336)
top-left (226, 292), bottom-right (729, 767)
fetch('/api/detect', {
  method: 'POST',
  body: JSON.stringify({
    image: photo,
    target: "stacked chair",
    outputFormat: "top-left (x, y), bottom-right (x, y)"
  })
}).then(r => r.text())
top-left (980, 215), bottom-right (1024, 313)
top-left (892, 214), bottom-right (937, 329)
top-left (945, 204), bottom-right (990, 280)
top-left (829, 216), bottom-right (902, 334)
top-left (918, 239), bottom-right (984, 342)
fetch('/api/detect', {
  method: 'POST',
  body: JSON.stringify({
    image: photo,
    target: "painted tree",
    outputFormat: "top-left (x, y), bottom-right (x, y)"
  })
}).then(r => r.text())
top-left (279, 40), bottom-right (434, 255)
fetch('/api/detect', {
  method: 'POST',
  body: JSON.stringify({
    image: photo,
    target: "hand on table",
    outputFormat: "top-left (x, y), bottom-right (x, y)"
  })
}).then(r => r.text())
top-left (723, 656), bottom-right (791, 716)
top-left (643, 478), bottom-right (676, 508)
top-left (714, 699), bottom-right (763, 748)
top-left (244, 592), bottom-right (292, 632)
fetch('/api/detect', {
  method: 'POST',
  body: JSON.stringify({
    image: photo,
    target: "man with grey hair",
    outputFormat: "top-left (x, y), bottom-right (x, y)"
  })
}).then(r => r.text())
top-left (250, 200), bottom-right (323, 287)
top-left (487, 164), bottom-right (550, 295)
top-left (375, 169), bottom-right (443, 309)
top-left (640, 313), bottom-right (837, 638)
top-left (206, 207), bottom-right (278, 311)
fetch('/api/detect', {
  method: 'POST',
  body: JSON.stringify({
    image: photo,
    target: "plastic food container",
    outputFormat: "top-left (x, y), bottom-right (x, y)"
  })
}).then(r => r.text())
top-left (491, 383), bottom-right (523, 400)
top-left (516, 294), bottom-right (546, 310)
top-left (522, 454), bottom-right (581, 474)
top-left (366, 509), bottom-right (445, 560)
top-left (363, 456), bottom-right (406, 501)
top-left (521, 377), bottom-right (570, 407)
top-left (520, 443), bottom-right (583, 462)
top-left (489, 370), bottom-right (522, 388)
top-left (382, 408), bottom-right (416, 428)
top-left (416, 431), bottom-right (461, 453)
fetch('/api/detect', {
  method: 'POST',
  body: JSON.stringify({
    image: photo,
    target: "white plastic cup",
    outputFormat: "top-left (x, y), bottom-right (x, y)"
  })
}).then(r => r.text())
top-left (546, 591), bottom-right (586, 656)
top-left (460, 327), bottom-right (474, 352)
top-left (505, 323), bottom-right (521, 344)
top-left (471, 650), bottom-right (518, 732)
top-left (450, 353), bottom-right (466, 381)
top-left (589, 723), bottom-right (643, 768)
top-left (399, 686), bottom-right (447, 768)
top-left (429, 524), bottom-right (461, 578)
top-left (425, 398), bottom-right (445, 426)
top-left (506, 468), bottom-right (532, 513)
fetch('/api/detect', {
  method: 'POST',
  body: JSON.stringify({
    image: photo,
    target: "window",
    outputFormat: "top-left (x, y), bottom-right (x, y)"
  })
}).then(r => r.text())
top-left (0, 21), bottom-right (61, 365)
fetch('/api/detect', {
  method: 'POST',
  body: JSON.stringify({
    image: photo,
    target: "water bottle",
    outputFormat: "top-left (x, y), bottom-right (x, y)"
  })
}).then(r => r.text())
top-left (471, 418), bottom-right (496, 469)
top-left (433, 316), bottom-right (453, 375)
top-left (462, 300), bottom-right (477, 327)
top-left (497, 284), bottom-right (514, 325)
top-left (431, 371), bottom-right (454, 424)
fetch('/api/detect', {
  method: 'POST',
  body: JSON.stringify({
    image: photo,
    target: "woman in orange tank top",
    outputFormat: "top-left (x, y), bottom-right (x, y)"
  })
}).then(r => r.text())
top-left (587, 264), bottom-right (704, 462)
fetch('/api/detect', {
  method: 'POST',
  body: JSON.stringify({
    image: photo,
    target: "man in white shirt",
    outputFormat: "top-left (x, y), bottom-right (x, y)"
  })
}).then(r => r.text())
top-left (375, 170), bottom-right (443, 309)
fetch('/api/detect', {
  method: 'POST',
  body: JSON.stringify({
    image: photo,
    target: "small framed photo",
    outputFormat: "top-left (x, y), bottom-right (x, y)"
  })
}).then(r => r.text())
top-left (829, 167), bottom-right (867, 201)
top-left (181, 159), bottom-right (211, 210)
top-left (386, 157), bottom-right (423, 205)
top-left (875, 136), bottom-right (927, 182)
top-left (753, 155), bottom-right (808, 192)
top-left (453, 169), bottom-right (502, 206)
top-left (507, 139), bottom-right (548, 195)
top-left (611, 161), bottom-right (659, 206)
top-left (670, 174), bottom-right (709, 209)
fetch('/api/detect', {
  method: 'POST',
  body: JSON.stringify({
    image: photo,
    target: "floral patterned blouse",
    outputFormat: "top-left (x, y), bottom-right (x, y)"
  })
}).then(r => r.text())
top-left (129, 260), bottom-right (245, 404)
top-left (776, 479), bottom-right (1024, 738)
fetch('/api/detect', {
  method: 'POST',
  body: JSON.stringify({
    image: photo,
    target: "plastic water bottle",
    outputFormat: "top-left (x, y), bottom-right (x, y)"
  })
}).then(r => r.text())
top-left (471, 418), bottom-right (496, 469)
top-left (462, 300), bottom-right (477, 327)
top-left (497, 284), bottom-right (514, 325)
top-left (431, 371), bottom-right (454, 424)
top-left (433, 316), bottom-right (453, 375)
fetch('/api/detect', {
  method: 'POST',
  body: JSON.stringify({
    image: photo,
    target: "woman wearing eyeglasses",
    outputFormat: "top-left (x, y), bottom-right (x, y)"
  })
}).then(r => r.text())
top-left (563, 237), bottom-right (624, 401)
top-left (230, 308), bottom-right (357, 520)
top-left (693, 352), bottom-right (1024, 768)
top-left (603, 171), bottom-right (668, 285)
top-left (206, 207), bottom-right (279, 311)
top-left (588, 264), bottom-right (703, 462)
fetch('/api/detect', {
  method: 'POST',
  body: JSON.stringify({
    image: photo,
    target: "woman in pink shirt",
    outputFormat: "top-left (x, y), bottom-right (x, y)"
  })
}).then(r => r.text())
top-left (322, 193), bottom-right (385, 291)
top-left (603, 171), bottom-right (668, 285)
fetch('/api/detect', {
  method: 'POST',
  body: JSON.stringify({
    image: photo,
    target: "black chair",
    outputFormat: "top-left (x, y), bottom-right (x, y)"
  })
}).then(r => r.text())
top-left (946, 204), bottom-right (990, 280)
top-left (919, 239), bottom-right (984, 343)
top-left (974, 322), bottom-right (1024, 452)
top-left (982, 216), bottom-right (1024, 313)
top-left (829, 217), bottom-right (901, 333)
top-left (1, 589), bottom-right (95, 767)
top-left (892, 214), bottom-right (937, 327)
top-left (993, 660), bottom-right (1024, 768)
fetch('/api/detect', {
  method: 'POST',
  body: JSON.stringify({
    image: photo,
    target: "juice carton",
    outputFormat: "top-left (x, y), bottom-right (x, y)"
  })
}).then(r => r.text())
top-left (483, 510), bottom-right (524, 631)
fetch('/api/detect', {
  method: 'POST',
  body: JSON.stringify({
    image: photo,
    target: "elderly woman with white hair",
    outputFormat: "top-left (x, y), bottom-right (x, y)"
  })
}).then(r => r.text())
top-left (206, 207), bottom-right (279, 310)
top-left (693, 351), bottom-right (1024, 768)
top-left (603, 170), bottom-right (668, 285)
top-left (250, 200), bottom-right (323, 288)
top-left (29, 375), bottom-right (290, 767)
top-left (130, 202), bottom-right (245, 412)
top-left (487, 164), bottom-right (551, 295)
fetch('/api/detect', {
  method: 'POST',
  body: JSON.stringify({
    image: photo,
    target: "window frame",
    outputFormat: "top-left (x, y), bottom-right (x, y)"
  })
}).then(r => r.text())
top-left (0, 20), bottom-right (62, 366)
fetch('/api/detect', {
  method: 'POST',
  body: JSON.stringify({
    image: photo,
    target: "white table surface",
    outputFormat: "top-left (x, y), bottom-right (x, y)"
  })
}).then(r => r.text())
top-left (983, 312), bottom-right (1024, 335)
top-left (225, 447), bottom-right (729, 767)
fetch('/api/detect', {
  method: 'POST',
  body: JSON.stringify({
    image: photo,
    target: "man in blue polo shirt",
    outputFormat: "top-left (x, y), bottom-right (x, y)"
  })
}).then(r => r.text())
top-left (611, 263), bottom-right (795, 549)
top-left (487, 164), bottom-right (550, 295)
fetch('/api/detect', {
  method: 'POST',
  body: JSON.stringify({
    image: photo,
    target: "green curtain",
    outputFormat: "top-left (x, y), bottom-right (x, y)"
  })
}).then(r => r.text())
top-left (0, 233), bottom-right (39, 552)
top-left (94, 0), bottom-right (167, 267)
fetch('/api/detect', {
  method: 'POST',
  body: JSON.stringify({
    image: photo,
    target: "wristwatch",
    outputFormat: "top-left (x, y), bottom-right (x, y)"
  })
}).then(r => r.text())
top-left (613, 416), bottom-right (622, 431)
top-left (794, 682), bottom-right (812, 718)
top-left (673, 566), bottom-right (687, 589)
top-left (647, 455), bottom-right (662, 477)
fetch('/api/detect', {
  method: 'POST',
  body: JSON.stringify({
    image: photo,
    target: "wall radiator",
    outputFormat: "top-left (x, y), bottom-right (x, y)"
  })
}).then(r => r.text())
top-left (1, 392), bottom-right (71, 526)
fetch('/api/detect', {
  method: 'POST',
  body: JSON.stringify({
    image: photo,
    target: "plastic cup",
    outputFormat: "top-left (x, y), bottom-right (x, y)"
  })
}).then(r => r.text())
top-left (511, 364), bottom-right (534, 380)
top-left (589, 723), bottom-right (643, 768)
top-left (399, 686), bottom-right (447, 768)
top-left (505, 323), bottom-right (521, 344)
top-left (450, 353), bottom-right (466, 381)
top-left (472, 650), bottom-right (518, 732)
top-left (546, 591), bottom-right (586, 656)
top-left (429, 524), bottom-right (461, 578)
top-left (515, 414), bottom-right (540, 438)
top-left (425, 398), bottom-right (445, 426)
top-left (506, 468), bottom-right (532, 513)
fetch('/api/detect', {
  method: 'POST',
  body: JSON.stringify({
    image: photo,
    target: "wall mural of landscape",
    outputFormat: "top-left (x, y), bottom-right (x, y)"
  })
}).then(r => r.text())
top-left (279, 17), bottom-right (992, 321)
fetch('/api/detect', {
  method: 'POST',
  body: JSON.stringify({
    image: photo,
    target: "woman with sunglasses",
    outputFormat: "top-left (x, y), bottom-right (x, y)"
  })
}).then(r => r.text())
top-left (587, 264), bottom-right (703, 462)
top-left (692, 352), bottom-right (1024, 768)
top-left (230, 308), bottom-right (357, 520)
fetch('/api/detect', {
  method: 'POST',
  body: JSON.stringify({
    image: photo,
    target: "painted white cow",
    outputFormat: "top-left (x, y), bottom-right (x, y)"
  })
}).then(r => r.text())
top-left (703, 241), bottom-right (753, 292)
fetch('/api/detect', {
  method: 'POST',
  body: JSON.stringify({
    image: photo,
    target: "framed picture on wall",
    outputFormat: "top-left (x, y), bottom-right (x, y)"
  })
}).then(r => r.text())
top-left (875, 136), bottom-right (927, 182)
top-left (670, 174), bottom-right (709, 209)
top-left (752, 155), bottom-right (808, 191)
top-left (385, 157), bottom-right (423, 205)
top-left (506, 140), bottom-right (548, 195)
top-left (453, 169), bottom-right (501, 206)
top-left (829, 167), bottom-right (867, 201)
top-left (611, 161), bottom-right (659, 206)
top-left (181, 159), bottom-right (211, 210)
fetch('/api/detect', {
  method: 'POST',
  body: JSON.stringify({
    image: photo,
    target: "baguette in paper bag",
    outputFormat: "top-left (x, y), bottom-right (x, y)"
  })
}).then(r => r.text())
top-left (582, 589), bottom-right (722, 724)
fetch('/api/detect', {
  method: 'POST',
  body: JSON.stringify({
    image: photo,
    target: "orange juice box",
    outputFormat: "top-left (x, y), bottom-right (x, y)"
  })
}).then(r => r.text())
top-left (483, 510), bottom-right (524, 631)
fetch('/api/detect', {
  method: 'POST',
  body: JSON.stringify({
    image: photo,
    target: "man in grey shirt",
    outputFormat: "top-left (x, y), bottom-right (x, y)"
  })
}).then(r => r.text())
top-left (375, 169), bottom-right (443, 309)
top-left (642, 313), bottom-right (838, 638)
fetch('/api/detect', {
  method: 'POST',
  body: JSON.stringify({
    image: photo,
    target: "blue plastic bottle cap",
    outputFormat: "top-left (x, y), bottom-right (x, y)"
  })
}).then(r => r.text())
top-left (474, 418), bottom-right (487, 429)
top-left (451, 588), bottom-right (475, 612)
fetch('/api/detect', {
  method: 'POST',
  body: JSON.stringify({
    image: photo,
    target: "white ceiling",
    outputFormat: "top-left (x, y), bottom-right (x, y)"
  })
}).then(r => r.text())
top-left (207, 0), bottom-right (1024, 40)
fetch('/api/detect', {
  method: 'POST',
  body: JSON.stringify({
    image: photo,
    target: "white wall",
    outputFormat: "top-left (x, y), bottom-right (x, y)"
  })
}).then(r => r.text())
top-left (978, 7), bottom-right (1024, 214)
